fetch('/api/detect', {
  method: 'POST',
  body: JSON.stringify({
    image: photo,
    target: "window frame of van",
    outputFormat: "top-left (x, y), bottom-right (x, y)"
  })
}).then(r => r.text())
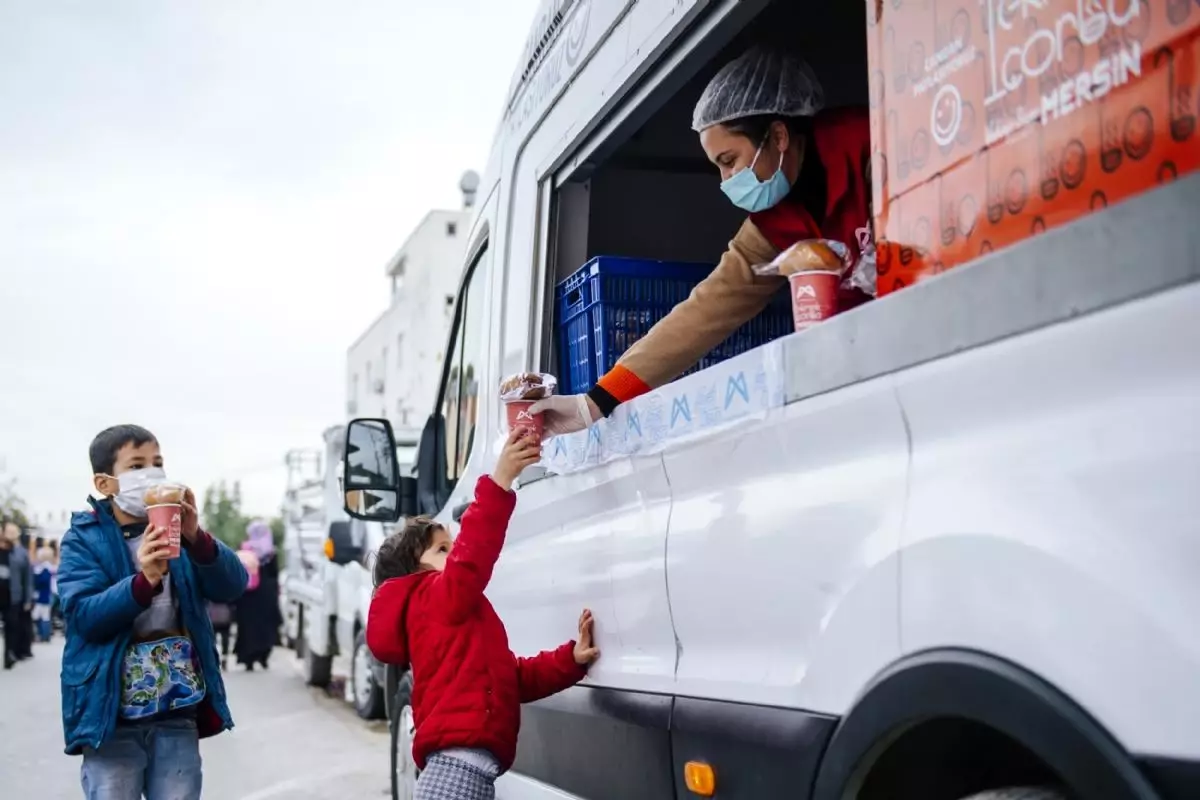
top-left (429, 232), bottom-right (491, 500)
top-left (528, 0), bottom-right (773, 371)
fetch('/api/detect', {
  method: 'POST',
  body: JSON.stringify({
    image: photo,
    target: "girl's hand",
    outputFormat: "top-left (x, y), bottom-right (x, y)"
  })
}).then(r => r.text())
top-left (493, 430), bottom-right (542, 491)
top-left (573, 608), bottom-right (600, 666)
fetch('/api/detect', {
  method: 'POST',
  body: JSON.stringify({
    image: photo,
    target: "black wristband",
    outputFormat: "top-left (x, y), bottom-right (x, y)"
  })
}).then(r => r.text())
top-left (587, 385), bottom-right (620, 418)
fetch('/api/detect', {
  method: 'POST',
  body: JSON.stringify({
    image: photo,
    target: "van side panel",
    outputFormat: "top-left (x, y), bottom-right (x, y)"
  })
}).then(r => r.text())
top-left (898, 279), bottom-right (1200, 760)
top-left (488, 454), bottom-right (677, 695)
top-left (663, 376), bottom-right (908, 714)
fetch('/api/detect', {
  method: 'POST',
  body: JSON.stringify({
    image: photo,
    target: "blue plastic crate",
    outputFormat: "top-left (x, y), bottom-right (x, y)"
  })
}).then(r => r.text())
top-left (555, 256), bottom-right (793, 396)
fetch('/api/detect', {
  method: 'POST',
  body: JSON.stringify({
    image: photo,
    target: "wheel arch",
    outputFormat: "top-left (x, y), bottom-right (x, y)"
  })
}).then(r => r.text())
top-left (810, 648), bottom-right (1162, 800)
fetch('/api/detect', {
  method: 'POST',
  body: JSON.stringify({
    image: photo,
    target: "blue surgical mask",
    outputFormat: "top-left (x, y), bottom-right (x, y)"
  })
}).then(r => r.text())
top-left (720, 143), bottom-right (791, 212)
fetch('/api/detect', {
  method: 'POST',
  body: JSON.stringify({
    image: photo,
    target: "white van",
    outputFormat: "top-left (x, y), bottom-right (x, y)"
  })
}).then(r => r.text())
top-left (344, 0), bottom-right (1200, 798)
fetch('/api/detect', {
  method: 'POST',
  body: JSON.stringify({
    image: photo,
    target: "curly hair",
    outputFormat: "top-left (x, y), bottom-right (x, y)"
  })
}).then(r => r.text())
top-left (373, 516), bottom-right (444, 589)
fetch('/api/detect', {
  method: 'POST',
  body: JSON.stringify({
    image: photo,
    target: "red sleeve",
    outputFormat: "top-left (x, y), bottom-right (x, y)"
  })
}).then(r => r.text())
top-left (182, 529), bottom-right (217, 565)
top-left (429, 475), bottom-right (516, 624)
top-left (516, 641), bottom-right (588, 703)
top-left (130, 573), bottom-right (164, 607)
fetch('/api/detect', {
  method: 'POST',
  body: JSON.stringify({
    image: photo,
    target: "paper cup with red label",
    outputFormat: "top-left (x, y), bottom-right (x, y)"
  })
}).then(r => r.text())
top-left (505, 401), bottom-right (545, 438)
top-left (749, 239), bottom-right (851, 333)
top-left (789, 270), bottom-right (842, 332)
top-left (500, 372), bottom-right (558, 437)
top-left (144, 483), bottom-right (187, 559)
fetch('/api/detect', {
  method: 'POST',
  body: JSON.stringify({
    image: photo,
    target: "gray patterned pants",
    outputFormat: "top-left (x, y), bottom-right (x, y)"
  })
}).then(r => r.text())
top-left (414, 753), bottom-right (500, 800)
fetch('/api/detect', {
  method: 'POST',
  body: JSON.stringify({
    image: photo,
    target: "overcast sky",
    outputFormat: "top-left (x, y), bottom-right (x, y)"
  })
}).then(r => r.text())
top-left (0, 0), bottom-right (538, 527)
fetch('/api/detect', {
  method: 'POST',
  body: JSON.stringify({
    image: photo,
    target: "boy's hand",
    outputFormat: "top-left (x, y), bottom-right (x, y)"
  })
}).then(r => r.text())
top-left (137, 526), bottom-right (172, 585)
top-left (573, 608), bottom-right (600, 666)
top-left (492, 430), bottom-right (542, 491)
top-left (181, 487), bottom-right (199, 543)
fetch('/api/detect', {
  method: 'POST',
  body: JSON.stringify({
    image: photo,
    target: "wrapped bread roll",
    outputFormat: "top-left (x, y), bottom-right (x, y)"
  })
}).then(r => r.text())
top-left (753, 238), bottom-right (852, 277)
top-left (776, 241), bottom-right (846, 275)
top-left (144, 483), bottom-right (186, 506)
top-left (499, 372), bottom-right (559, 402)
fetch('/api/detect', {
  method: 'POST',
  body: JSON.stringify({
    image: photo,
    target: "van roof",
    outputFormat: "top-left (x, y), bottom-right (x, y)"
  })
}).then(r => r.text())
top-left (503, 0), bottom-right (575, 120)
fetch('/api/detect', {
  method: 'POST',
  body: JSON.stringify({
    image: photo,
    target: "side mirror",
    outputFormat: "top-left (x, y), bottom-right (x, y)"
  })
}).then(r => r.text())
top-left (324, 521), bottom-right (363, 566)
top-left (343, 418), bottom-right (402, 523)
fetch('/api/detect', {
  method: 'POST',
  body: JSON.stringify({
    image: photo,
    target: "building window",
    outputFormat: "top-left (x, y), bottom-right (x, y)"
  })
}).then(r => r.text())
top-left (447, 221), bottom-right (458, 237)
top-left (396, 334), bottom-right (404, 367)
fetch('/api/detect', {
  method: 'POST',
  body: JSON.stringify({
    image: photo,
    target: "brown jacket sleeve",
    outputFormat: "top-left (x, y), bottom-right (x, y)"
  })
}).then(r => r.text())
top-left (596, 219), bottom-right (783, 401)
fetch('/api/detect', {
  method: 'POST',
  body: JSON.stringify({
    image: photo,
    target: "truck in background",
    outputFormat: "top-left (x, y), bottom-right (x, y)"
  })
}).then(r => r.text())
top-left (282, 173), bottom-right (477, 718)
top-left (282, 424), bottom-right (419, 719)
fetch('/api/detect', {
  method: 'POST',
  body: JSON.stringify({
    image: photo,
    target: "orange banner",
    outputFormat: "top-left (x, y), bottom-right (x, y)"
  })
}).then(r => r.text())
top-left (867, 0), bottom-right (1200, 295)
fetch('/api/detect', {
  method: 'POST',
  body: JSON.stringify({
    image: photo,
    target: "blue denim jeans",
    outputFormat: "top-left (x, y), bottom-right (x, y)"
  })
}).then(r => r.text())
top-left (80, 718), bottom-right (202, 800)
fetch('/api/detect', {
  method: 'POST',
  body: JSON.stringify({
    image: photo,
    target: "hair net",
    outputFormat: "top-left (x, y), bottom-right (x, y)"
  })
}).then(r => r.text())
top-left (692, 47), bottom-right (826, 132)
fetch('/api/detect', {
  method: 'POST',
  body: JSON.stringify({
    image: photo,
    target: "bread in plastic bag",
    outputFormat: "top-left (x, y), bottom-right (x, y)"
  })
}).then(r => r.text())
top-left (499, 372), bottom-right (558, 402)
top-left (752, 239), bottom-right (852, 277)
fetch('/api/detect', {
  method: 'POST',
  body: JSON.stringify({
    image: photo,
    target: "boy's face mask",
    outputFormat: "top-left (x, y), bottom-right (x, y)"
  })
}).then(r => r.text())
top-left (101, 467), bottom-right (168, 519)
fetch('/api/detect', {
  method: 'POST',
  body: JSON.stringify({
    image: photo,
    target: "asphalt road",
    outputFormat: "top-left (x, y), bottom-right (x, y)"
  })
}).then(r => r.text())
top-left (0, 635), bottom-right (391, 799)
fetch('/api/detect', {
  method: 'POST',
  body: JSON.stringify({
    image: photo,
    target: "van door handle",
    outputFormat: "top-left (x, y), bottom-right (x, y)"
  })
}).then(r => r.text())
top-left (452, 501), bottom-right (470, 522)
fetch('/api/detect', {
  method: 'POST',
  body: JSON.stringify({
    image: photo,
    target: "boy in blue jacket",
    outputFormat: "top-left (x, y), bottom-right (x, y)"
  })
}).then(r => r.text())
top-left (59, 425), bottom-right (248, 800)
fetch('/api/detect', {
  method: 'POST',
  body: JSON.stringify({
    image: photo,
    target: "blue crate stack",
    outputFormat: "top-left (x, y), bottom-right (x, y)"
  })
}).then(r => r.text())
top-left (556, 256), bottom-right (793, 396)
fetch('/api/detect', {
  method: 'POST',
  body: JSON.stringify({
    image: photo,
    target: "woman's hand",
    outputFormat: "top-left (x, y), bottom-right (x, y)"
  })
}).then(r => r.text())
top-left (573, 608), bottom-right (600, 666)
top-left (529, 394), bottom-right (601, 439)
top-left (492, 430), bottom-right (543, 491)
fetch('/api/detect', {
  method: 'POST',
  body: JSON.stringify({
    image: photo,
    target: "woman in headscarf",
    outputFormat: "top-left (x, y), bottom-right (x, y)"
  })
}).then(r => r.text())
top-left (233, 520), bottom-right (283, 671)
top-left (533, 46), bottom-right (872, 433)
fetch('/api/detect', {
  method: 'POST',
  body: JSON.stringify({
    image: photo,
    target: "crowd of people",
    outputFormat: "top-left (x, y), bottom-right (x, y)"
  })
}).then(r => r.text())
top-left (2, 522), bottom-right (62, 669)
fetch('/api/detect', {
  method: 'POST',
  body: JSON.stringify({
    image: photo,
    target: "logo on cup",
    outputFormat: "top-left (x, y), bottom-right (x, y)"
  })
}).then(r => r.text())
top-left (795, 284), bottom-right (818, 299)
top-left (517, 409), bottom-right (535, 422)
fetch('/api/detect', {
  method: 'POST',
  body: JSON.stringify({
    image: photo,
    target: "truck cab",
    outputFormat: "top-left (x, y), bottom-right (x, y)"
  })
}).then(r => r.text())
top-left (284, 425), bottom-right (419, 719)
top-left (345, 0), bottom-right (1200, 798)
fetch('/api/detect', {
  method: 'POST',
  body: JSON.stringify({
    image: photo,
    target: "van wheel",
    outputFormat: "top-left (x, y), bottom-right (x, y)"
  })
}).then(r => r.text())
top-left (958, 789), bottom-right (1067, 800)
top-left (305, 648), bottom-right (332, 687)
top-left (352, 630), bottom-right (385, 719)
top-left (390, 671), bottom-right (417, 800)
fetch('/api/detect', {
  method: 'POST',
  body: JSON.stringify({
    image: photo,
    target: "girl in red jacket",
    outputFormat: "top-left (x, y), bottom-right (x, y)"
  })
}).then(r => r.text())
top-left (367, 430), bottom-right (600, 800)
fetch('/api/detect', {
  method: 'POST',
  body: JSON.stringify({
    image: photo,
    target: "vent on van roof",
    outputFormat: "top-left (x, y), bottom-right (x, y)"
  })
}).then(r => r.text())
top-left (510, 0), bottom-right (577, 105)
top-left (520, 10), bottom-right (565, 83)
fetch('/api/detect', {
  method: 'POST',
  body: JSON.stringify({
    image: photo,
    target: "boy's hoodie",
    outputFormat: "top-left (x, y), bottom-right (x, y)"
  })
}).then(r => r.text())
top-left (57, 497), bottom-right (247, 754)
top-left (367, 476), bottom-right (586, 772)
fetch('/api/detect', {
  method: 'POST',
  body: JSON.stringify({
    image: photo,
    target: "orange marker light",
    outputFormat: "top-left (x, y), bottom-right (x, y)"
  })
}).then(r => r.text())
top-left (684, 761), bottom-right (716, 797)
top-left (323, 538), bottom-right (335, 560)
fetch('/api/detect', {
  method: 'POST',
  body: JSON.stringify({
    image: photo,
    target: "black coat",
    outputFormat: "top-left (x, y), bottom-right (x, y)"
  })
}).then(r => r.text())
top-left (234, 554), bottom-right (282, 663)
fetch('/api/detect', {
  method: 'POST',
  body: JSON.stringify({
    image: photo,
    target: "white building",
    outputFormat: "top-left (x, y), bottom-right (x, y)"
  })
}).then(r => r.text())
top-left (346, 172), bottom-right (478, 429)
